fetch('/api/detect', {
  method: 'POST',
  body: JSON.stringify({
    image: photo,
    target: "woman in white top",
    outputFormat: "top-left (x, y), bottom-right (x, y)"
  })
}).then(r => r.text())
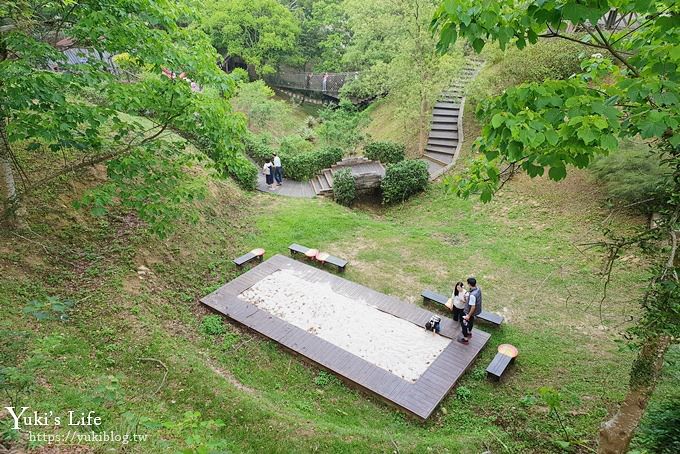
top-left (263, 159), bottom-right (274, 189)
top-left (449, 281), bottom-right (467, 322)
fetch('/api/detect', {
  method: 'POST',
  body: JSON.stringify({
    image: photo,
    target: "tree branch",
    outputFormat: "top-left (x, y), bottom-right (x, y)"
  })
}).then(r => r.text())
top-left (593, 25), bottom-right (640, 77)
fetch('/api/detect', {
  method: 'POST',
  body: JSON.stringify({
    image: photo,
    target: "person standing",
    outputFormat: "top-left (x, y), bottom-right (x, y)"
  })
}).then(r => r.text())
top-left (447, 281), bottom-right (467, 322)
top-left (263, 159), bottom-right (274, 189)
top-left (273, 153), bottom-right (283, 185)
top-left (322, 73), bottom-right (329, 92)
top-left (459, 277), bottom-right (481, 344)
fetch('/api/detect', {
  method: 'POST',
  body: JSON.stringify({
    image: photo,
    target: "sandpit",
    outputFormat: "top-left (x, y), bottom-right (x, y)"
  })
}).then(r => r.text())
top-left (239, 269), bottom-right (450, 382)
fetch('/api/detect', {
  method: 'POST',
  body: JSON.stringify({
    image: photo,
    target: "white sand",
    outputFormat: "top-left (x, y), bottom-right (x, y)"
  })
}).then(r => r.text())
top-left (239, 269), bottom-right (450, 382)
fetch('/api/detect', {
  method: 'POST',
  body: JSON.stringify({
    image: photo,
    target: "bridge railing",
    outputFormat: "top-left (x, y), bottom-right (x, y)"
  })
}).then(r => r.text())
top-left (266, 71), bottom-right (360, 96)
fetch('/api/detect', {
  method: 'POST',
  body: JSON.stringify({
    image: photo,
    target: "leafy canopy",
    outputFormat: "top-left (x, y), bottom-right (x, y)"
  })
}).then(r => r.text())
top-left (1, 0), bottom-right (250, 236)
top-left (201, 0), bottom-right (300, 75)
top-left (431, 0), bottom-right (680, 202)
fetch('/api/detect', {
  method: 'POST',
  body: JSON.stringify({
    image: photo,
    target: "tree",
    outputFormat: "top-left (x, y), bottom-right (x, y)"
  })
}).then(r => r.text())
top-left (432, 1), bottom-right (679, 452)
top-left (201, 0), bottom-right (300, 76)
top-left (1, 0), bottom-right (250, 236)
top-left (342, 0), bottom-right (464, 154)
top-left (281, 0), bottom-right (352, 71)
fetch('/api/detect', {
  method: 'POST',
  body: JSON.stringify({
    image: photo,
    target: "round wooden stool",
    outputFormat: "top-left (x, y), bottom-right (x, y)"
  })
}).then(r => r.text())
top-left (497, 344), bottom-right (518, 358)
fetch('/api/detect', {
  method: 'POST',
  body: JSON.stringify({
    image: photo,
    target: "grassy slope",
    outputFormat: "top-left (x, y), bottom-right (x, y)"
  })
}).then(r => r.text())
top-left (363, 97), bottom-right (420, 157)
top-left (1, 113), bottom-right (648, 454)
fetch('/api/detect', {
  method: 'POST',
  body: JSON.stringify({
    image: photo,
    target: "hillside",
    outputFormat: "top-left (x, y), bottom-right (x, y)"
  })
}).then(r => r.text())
top-left (0, 109), bottom-right (653, 451)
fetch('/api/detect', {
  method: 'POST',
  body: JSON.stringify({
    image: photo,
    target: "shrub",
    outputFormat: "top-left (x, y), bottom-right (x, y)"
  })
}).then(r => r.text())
top-left (317, 100), bottom-right (368, 150)
top-left (281, 146), bottom-right (343, 181)
top-left (315, 146), bottom-right (344, 169)
top-left (231, 80), bottom-right (292, 133)
top-left (227, 154), bottom-right (258, 190)
top-left (244, 134), bottom-right (275, 165)
top-left (469, 40), bottom-right (585, 104)
top-left (23, 297), bottom-right (74, 322)
top-left (633, 397), bottom-right (680, 453)
top-left (280, 134), bottom-right (314, 155)
top-left (200, 315), bottom-right (226, 336)
top-left (381, 159), bottom-right (429, 204)
top-left (456, 386), bottom-right (472, 401)
top-left (229, 68), bottom-right (249, 83)
top-left (590, 142), bottom-right (672, 213)
top-left (333, 169), bottom-right (356, 206)
top-left (364, 141), bottom-right (406, 164)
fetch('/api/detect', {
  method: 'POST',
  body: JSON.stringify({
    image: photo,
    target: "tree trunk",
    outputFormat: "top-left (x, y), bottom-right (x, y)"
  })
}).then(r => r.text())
top-left (1, 152), bottom-right (16, 201)
top-left (0, 124), bottom-right (27, 229)
top-left (418, 92), bottom-right (427, 156)
top-left (598, 335), bottom-right (671, 454)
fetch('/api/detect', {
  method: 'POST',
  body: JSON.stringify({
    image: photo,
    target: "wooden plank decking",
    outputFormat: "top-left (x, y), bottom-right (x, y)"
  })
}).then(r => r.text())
top-left (200, 254), bottom-right (490, 420)
top-left (255, 172), bottom-right (316, 198)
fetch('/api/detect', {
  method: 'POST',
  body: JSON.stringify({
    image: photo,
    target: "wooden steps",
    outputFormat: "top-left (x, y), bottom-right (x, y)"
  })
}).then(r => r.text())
top-left (312, 157), bottom-right (386, 197)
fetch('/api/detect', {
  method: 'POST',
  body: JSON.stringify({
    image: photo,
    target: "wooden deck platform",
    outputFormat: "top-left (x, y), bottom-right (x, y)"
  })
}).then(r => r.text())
top-left (200, 255), bottom-right (490, 420)
top-left (255, 172), bottom-right (316, 198)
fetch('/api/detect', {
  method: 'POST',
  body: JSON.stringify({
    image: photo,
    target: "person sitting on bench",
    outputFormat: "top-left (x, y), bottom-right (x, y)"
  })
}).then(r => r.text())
top-left (459, 277), bottom-right (481, 344)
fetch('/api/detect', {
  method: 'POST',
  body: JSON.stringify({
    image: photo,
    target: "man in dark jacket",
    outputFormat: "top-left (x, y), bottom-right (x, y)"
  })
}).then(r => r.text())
top-left (459, 277), bottom-right (482, 344)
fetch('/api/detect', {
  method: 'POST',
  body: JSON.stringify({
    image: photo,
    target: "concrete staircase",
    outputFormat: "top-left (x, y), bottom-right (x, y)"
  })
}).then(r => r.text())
top-left (421, 57), bottom-right (484, 179)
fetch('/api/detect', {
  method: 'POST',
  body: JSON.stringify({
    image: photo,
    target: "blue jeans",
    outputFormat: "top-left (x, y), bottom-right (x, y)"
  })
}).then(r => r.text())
top-left (274, 167), bottom-right (282, 184)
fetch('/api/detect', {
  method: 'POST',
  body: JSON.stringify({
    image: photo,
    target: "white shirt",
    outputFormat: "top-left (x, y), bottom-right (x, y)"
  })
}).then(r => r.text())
top-left (273, 156), bottom-right (282, 167)
top-left (468, 293), bottom-right (476, 306)
top-left (451, 291), bottom-right (467, 309)
top-left (263, 162), bottom-right (272, 175)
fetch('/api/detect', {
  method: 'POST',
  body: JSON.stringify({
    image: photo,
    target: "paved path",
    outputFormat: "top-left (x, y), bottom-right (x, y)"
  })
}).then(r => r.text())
top-left (255, 171), bottom-right (316, 198)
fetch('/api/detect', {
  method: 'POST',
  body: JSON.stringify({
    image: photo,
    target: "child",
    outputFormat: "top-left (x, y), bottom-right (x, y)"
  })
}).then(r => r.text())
top-left (263, 159), bottom-right (274, 189)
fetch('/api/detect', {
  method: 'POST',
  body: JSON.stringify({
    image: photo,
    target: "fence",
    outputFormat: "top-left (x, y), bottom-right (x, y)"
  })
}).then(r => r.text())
top-left (266, 71), bottom-right (360, 97)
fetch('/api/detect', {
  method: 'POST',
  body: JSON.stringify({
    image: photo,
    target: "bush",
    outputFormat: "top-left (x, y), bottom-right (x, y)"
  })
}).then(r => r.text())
top-left (456, 386), bottom-right (472, 401)
top-left (317, 100), bottom-right (368, 150)
top-left (381, 159), bottom-right (429, 204)
top-left (227, 154), bottom-right (258, 190)
top-left (590, 142), bottom-right (672, 213)
top-left (200, 315), bottom-right (226, 336)
top-left (281, 146), bottom-right (343, 181)
top-left (333, 169), bottom-right (356, 206)
top-left (231, 80), bottom-right (292, 133)
top-left (469, 40), bottom-right (585, 104)
top-left (315, 146), bottom-right (344, 169)
top-left (280, 134), bottom-right (314, 155)
top-left (632, 397), bottom-right (680, 454)
top-left (364, 141), bottom-right (406, 164)
top-left (244, 134), bottom-right (275, 165)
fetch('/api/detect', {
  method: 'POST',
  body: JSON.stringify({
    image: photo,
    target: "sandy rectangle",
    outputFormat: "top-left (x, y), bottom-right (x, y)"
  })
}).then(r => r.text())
top-left (238, 269), bottom-right (450, 382)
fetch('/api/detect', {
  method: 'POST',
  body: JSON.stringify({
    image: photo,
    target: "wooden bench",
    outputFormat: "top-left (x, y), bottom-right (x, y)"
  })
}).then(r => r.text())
top-left (289, 243), bottom-right (310, 255)
top-left (486, 344), bottom-right (518, 380)
top-left (323, 254), bottom-right (348, 272)
top-left (486, 353), bottom-right (514, 381)
top-left (233, 248), bottom-right (265, 267)
top-left (289, 243), bottom-right (348, 272)
top-left (421, 289), bottom-right (505, 326)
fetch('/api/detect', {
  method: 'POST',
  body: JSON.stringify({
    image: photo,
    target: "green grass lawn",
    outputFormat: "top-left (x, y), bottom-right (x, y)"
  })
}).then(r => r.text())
top-left (0, 144), bottom-right (650, 453)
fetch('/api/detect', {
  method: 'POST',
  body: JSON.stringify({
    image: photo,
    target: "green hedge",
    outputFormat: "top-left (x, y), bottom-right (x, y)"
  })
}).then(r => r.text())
top-left (333, 169), bottom-right (356, 206)
top-left (381, 159), bottom-right (429, 204)
top-left (280, 134), bottom-right (315, 155)
top-left (228, 154), bottom-right (258, 190)
top-left (244, 135), bottom-right (275, 165)
top-left (364, 141), bottom-right (406, 164)
top-left (245, 134), bottom-right (344, 181)
top-left (281, 146), bottom-right (343, 181)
